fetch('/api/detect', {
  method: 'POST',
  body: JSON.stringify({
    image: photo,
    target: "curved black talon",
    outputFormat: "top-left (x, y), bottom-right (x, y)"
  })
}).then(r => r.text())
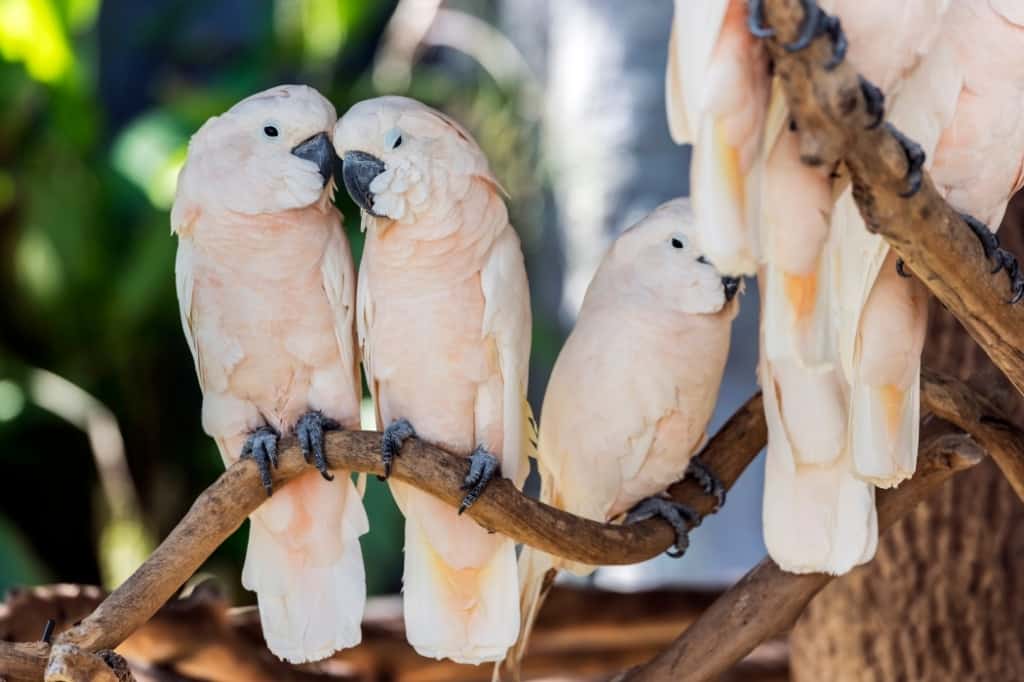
top-left (459, 446), bottom-right (500, 514)
top-left (961, 213), bottom-right (1024, 304)
top-left (747, 0), bottom-right (775, 38)
top-left (626, 497), bottom-right (700, 558)
top-left (886, 124), bottom-right (925, 198)
top-left (686, 456), bottom-right (726, 512)
top-left (380, 418), bottom-right (416, 480)
top-left (963, 213), bottom-right (1000, 263)
top-left (296, 410), bottom-right (338, 482)
top-left (241, 425), bottom-right (280, 496)
top-left (859, 76), bottom-right (885, 129)
top-left (784, 0), bottom-right (846, 70)
top-left (896, 258), bottom-right (910, 278)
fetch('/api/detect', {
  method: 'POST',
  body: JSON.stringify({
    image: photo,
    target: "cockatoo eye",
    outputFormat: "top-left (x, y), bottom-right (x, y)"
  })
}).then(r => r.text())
top-left (670, 235), bottom-right (686, 249)
top-left (384, 127), bottom-right (404, 149)
top-left (262, 122), bottom-right (280, 139)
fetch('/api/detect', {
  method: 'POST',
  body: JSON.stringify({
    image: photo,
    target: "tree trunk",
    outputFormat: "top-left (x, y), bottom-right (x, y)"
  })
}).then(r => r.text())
top-left (789, 197), bottom-right (1024, 681)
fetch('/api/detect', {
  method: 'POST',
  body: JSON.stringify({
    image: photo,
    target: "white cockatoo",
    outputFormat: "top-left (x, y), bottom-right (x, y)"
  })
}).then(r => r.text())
top-left (666, 0), bottom-right (963, 574)
top-left (502, 198), bottom-right (739, 677)
top-left (172, 85), bottom-right (367, 662)
top-left (333, 96), bottom-right (533, 664)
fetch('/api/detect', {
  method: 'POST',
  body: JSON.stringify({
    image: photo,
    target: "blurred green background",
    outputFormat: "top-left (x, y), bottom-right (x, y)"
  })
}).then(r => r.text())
top-left (0, 0), bottom-right (557, 601)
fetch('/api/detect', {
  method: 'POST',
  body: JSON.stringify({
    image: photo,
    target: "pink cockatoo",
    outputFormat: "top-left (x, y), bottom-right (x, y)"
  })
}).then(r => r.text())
top-left (172, 85), bottom-right (367, 662)
top-left (333, 96), bottom-right (534, 664)
top-left (667, 0), bottom-right (965, 574)
top-left (501, 198), bottom-right (739, 677)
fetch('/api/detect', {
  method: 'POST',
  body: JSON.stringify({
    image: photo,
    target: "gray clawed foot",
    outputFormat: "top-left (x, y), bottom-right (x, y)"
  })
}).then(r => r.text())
top-left (686, 456), bottom-right (726, 512)
top-left (963, 214), bottom-right (1024, 304)
top-left (747, 0), bottom-right (775, 37)
top-left (785, 0), bottom-right (847, 70)
top-left (459, 446), bottom-right (500, 514)
top-left (859, 76), bottom-right (885, 129)
top-left (886, 124), bottom-right (925, 198)
top-left (896, 258), bottom-right (911, 278)
top-left (296, 410), bottom-right (339, 482)
top-left (381, 418), bottom-right (416, 480)
top-left (627, 497), bottom-right (699, 558)
top-left (241, 425), bottom-right (280, 496)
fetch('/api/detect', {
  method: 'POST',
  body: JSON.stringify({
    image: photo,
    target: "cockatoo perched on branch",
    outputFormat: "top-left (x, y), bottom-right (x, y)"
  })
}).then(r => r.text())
top-left (172, 85), bottom-right (367, 662)
top-left (666, 0), bottom-right (1024, 575)
top-left (334, 96), bottom-right (533, 664)
top-left (501, 198), bottom-right (739, 677)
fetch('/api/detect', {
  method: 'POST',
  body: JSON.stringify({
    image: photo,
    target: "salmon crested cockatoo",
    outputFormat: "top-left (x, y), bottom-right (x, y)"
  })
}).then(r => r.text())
top-left (667, 0), bottom-right (956, 574)
top-left (333, 96), bottom-right (533, 664)
top-left (172, 85), bottom-right (368, 662)
top-left (502, 198), bottom-right (739, 676)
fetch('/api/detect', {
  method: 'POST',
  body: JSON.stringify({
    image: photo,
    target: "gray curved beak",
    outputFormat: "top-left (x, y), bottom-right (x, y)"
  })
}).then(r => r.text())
top-left (722, 276), bottom-right (741, 302)
top-left (342, 151), bottom-right (387, 216)
top-left (291, 132), bottom-right (337, 187)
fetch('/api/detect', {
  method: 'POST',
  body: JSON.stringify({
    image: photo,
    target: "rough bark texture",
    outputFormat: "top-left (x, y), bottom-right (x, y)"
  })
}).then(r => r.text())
top-left (619, 425), bottom-right (986, 682)
top-left (790, 200), bottom-right (1024, 682)
top-left (0, 395), bottom-right (766, 681)
top-left (761, 0), bottom-right (1024, 399)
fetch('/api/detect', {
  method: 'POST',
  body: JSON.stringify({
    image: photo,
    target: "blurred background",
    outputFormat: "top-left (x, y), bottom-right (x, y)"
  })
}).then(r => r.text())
top-left (0, 0), bottom-right (765, 611)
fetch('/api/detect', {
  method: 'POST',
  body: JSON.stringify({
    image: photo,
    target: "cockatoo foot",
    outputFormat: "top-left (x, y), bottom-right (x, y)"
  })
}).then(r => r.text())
top-left (962, 213), bottom-right (1024, 303)
top-left (895, 258), bottom-right (911, 278)
top-left (241, 425), bottom-right (280, 496)
top-left (686, 456), bottom-right (727, 512)
top-left (380, 418), bottom-right (416, 480)
top-left (626, 497), bottom-right (700, 558)
top-left (887, 124), bottom-right (926, 197)
top-left (747, 0), bottom-right (776, 38)
top-left (859, 76), bottom-right (885, 129)
top-left (459, 446), bottom-right (500, 514)
top-left (784, 0), bottom-right (847, 71)
top-left (295, 410), bottom-right (339, 482)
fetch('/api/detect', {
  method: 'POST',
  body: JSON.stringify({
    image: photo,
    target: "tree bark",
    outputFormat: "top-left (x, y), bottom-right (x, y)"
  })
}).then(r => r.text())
top-left (790, 198), bottom-right (1024, 682)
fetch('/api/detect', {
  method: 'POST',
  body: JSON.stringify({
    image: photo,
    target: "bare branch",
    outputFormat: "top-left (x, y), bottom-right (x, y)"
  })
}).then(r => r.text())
top-left (760, 0), bottom-right (1024, 398)
top-left (0, 394), bottom-right (765, 679)
top-left (921, 369), bottom-right (1024, 504)
top-left (619, 427), bottom-right (986, 682)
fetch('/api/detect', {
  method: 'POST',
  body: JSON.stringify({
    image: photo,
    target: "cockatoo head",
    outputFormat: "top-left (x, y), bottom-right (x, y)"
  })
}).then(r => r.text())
top-left (334, 96), bottom-right (502, 228)
top-left (173, 84), bottom-right (337, 223)
top-left (598, 198), bottom-right (742, 316)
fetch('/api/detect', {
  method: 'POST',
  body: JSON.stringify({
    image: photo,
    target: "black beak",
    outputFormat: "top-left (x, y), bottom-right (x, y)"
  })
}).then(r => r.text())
top-left (342, 151), bottom-right (387, 216)
top-left (291, 132), bottom-right (336, 187)
top-left (722, 276), bottom-right (741, 302)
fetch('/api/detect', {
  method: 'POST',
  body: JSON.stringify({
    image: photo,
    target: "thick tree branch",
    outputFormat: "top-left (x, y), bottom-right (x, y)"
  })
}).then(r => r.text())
top-left (0, 395), bottom-right (765, 680)
top-left (921, 369), bottom-right (1024, 504)
top-left (760, 0), bottom-right (1024, 398)
top-left (620, 427), bottom-right (986, 682)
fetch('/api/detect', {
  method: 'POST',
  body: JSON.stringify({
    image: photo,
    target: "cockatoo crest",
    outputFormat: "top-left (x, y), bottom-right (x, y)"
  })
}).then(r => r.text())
top-left (590, 198), bottom-right (742, 316)
top-left (172, 84), bottom-right (337, 231)
top-left (334, 96), bottom-right (505, 227)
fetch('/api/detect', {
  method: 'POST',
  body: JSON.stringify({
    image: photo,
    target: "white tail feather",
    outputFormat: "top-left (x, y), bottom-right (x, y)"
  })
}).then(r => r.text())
top-left (850, 371), bottom-right (921, 488)
top-left (403, 519), bottom-right (519, 665)
top-left (692, 116), bottom-right (761, 275)
top-left (242, 471), bottom-right (368, 663)
top-left (761, 358), bottom-right (877, 575)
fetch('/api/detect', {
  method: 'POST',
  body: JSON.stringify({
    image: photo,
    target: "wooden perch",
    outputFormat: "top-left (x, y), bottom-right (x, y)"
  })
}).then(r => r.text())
top-left (619, 427), bottom-right (986, 682)
top-left (760, 0), bottom-right (1024, 399)
top-left (921, 368), bottom-right (1024, 504)
top-left (0, 394), bottom-right (766, 681)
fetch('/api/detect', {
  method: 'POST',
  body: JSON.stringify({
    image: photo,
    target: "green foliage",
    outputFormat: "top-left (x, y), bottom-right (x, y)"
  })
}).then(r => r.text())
top-left (0, 0), bottom-right (555, 601)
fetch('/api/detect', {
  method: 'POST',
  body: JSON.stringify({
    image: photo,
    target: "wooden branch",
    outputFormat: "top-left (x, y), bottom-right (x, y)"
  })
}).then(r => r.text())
top-left (921, 369), bottom-right (1024, 504)
top-left (759, 0), bottom-right (1024, 398)
top-left (619, 427), bottom-right (986, 682)
top-left (0, 394), bottom-right (766, 680)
